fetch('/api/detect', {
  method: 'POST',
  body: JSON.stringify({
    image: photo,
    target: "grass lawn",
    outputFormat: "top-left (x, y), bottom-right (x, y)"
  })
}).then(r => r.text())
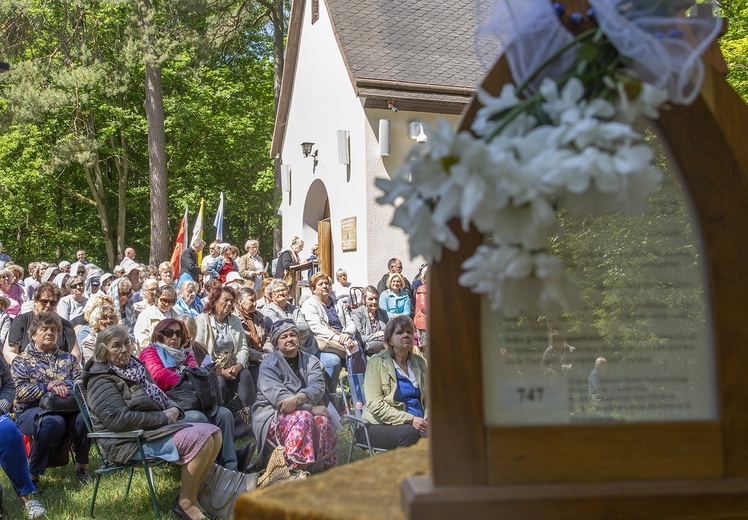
top-left (0, 429), bottom-right (368, 519)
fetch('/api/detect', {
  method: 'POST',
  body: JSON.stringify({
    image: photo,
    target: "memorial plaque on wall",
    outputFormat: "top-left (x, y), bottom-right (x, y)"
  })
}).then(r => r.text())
top-left (341, 216), bottom-right (357, 251)
top-left (481, 152), bottom-right (716, 426)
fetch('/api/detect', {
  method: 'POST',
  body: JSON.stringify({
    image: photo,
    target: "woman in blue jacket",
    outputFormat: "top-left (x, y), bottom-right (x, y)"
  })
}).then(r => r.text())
top-left (379, 273), bottom-right (411, 319)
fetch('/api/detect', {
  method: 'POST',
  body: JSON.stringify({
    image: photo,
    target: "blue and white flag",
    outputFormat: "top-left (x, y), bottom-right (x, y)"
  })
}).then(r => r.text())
top-left (213, 192), bottom-right (224, 241)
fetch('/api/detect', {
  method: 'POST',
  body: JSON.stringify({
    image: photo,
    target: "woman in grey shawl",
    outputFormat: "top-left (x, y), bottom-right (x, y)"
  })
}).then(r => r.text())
top-left (250, 319), bottom-right (337, 473)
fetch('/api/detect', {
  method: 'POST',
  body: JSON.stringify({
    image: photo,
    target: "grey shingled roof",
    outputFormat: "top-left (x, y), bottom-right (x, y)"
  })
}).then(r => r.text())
top-left (326, 0), bottom-right (485, 88)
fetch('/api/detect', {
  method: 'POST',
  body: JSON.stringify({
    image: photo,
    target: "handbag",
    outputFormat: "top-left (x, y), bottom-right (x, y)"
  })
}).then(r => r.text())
top-left (316, 335), bottom-right (347, 360)
top-left (257, 445), bottom-right (294, 488)
top-left (198, 463), bottom-right (258, 519)
top-left (166, 367), bottom-right (220, 417)
top-left (214, 350), bottom-right (237, 371)
top-left (39, 391), bottom-right (79, 413)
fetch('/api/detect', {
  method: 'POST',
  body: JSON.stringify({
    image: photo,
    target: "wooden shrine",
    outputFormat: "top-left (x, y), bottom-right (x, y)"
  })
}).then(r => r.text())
top-left (404, 2), bottom-right (748, 519)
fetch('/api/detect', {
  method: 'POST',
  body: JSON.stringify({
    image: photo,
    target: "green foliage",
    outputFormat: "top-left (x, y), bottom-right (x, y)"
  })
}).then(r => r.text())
top-left (720, 0), bottom-right (748, 101)
top-left (0, 0), bottom-right (277, 268)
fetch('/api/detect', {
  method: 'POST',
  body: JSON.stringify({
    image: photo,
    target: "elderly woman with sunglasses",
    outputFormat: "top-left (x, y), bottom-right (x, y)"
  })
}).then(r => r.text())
top-left (58, 275), bottom-right (88, 322)
top-left (133, 285), bottom-right (179, 354)
top-left (251, 320), bottom-right (337, 474)
top-left (140, 319), bottom-right (254, 472)
top-left (4, 282), bottom-right (81, 365)
top-left (83, 325), bottom-right (221, 520)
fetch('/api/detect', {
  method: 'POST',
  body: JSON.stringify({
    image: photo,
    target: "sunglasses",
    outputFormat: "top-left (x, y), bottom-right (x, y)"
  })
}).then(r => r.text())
top-left (38, 298), bottom-right (59, 306)
top-left (70, 283), bottom-right (84, 290)
top-left (160, 328), bottom-right (183, 339)
top-left (119, 291), bottom-right (131, 297)
top-left (159, 298), bottom-right (176, 305)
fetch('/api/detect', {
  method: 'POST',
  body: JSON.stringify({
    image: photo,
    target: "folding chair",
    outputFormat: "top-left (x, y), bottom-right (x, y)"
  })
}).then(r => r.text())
top-left (73, 383), bottom-right (167, 518)
top-left (348, 286), bottom-right (364, 310)
top-left (341, 373), bottom-right (387, 463)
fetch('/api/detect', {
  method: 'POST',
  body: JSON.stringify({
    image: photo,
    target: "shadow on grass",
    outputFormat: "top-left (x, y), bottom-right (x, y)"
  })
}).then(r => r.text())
top-left (0, 430), bottom-right (373, 518)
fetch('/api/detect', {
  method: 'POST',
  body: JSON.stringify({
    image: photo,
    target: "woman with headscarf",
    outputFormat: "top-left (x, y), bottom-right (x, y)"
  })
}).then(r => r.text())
top-left (140, 319), bottom-right (253, 472)
top-left (99, 273), bottom-right (115, 296)
top-left (83, 325), bottom-right (221, 520)
top-left (53, 272), bottom-right (71, 299)
top-left (251, 320), bottom-right (337, 474)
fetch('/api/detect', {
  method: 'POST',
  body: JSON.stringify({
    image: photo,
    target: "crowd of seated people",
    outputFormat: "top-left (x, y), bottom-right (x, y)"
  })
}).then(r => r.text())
top-left (0, 242), bottom-right (431, 518)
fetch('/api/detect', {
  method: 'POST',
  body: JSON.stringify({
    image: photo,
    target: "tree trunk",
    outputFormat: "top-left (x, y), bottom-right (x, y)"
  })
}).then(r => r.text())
top-left (138, 0), bottom-right (169, 265)
top-left (271, 0), bottom-right (285, 257)
top-left (111, 120), bottom-right (129, 269)
top-left (144, 63), bottom-right (169, 265)
top-left (82, 159), bottom-right (117, 268)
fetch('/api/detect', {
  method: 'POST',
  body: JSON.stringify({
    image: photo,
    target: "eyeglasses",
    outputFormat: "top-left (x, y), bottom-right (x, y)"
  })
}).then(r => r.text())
top-left (106, 340), bottom-right (131, 351)
top-left (159, 298), bottom-right (176, 305)
top-left (119, 291), bottom-right (131, 297)
top-left (38, 298), bottom-right (59, 306)
top-left (70, 283), bottom-right (84, 290)
top-left (160, 328), bottom-right (183, 339)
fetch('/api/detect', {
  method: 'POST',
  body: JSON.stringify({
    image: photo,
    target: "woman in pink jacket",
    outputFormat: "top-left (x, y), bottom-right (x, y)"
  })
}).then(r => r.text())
top-left (139, 318), bottom-right (253, 472)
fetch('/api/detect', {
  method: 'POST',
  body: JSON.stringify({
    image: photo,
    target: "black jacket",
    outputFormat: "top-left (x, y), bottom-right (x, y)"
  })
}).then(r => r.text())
top-left (180, 247), bottom-right (200, 281)
top-left (82, 358), bottom-right (187, 464)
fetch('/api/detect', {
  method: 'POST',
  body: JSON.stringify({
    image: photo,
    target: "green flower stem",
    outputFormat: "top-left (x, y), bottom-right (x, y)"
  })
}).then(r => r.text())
top-left (516, 27), bottom-right (600, 95)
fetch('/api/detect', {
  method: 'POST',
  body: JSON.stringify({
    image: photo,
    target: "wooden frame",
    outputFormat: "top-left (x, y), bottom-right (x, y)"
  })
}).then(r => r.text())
top-left (404, 4), bottom-right (748, 517)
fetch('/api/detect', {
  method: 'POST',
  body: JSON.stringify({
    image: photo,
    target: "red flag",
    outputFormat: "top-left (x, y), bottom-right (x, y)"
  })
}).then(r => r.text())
top-left (170, 206), bottom-right (188, 278)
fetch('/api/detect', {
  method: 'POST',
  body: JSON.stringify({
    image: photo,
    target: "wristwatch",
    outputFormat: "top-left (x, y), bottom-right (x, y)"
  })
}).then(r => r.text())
top-left (295, 395), bottom-right (303, 406)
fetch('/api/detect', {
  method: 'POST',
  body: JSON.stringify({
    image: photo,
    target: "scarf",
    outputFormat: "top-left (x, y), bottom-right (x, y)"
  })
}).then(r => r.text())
top-left (154, 341), bottom-right (187, 369)
top-left (109, 358), bottom-right (169, 410)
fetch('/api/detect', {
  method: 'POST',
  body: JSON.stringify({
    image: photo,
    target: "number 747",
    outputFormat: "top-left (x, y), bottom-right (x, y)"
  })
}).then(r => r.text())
top-left (516, 387), bottom-right (544, 403)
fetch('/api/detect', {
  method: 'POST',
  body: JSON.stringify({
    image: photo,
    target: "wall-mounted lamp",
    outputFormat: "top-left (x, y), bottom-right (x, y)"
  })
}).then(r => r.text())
top-left (337, 130), bottom-right (350, 165)
top-left (386, 98), bottom-right (398, 112)
top-left (409, 122), bottom-right (428, 144)
top-left (281, 164), bottom-right (291, 193)
top-left (301, 142), bottom-right (319, 170)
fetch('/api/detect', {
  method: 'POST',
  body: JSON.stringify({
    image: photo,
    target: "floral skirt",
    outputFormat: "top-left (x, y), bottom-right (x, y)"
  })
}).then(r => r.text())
top-left (268, 410), bottom-right (337, 470)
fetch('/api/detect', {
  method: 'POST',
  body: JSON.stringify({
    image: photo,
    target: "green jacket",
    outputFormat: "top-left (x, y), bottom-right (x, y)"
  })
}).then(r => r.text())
top-left (362, 348), bottom-right (427, 426)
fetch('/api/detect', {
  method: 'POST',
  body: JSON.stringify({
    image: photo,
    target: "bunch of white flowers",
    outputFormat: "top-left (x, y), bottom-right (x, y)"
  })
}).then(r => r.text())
top-left (376, 69), bottom-right (668, 316)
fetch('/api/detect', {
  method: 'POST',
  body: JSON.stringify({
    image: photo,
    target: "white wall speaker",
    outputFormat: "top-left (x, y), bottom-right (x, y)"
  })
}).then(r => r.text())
top-left (379, 119), bottom-right (390, 156)
top-left (337, 130), bottom-right (350, 165)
